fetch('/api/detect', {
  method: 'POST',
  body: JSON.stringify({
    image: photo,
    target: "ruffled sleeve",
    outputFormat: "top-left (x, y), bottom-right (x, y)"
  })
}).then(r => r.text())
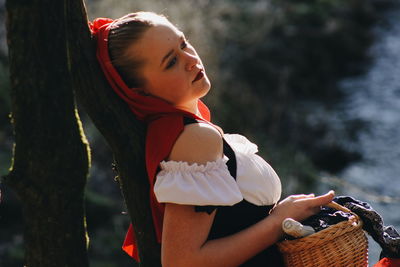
top-left (154, 157), bottom-right (243, 206)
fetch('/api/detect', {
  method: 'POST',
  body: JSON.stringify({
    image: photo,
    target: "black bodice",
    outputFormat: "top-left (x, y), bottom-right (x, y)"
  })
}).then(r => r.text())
top-left (183, 117), bottom-right (284, 267)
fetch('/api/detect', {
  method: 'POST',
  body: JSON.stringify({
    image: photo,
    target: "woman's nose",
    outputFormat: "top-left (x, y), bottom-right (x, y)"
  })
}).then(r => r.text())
top-left (184, 51), bottom-right (198, 71)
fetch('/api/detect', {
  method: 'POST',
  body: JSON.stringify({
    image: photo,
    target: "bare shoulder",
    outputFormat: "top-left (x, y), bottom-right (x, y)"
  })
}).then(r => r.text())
top-left (168, 122), bottom-right (223, 164)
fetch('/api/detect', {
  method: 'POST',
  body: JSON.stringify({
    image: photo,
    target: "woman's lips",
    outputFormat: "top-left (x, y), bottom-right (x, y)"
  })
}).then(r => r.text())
top-left (193, 70), bottom-right (204, 82)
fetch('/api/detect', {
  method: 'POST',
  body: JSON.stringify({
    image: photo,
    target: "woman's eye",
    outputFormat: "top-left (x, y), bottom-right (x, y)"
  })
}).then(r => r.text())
top-left (166, 57), bottom-right (177, 69)
top-left (165, 41), bottom-right (188, 69)
top-left (181, 40), bottom-right (188, 49)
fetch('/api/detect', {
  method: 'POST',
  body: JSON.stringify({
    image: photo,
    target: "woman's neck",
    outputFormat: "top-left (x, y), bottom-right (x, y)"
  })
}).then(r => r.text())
top-left (174, 100), bottom-right (200, 117)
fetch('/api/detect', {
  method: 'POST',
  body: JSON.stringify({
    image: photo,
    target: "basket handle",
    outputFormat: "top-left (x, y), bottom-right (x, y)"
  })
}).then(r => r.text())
top-left (326, 201), bottom-right (351, 213)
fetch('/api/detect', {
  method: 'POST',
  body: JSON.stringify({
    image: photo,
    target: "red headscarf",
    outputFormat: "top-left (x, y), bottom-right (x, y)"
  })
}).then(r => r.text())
top-left (89, 18), bottom-right (211, 261)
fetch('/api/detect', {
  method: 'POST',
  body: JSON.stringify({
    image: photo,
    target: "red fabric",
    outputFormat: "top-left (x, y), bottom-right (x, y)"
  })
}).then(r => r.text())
top-left (373, 258), bottom-right (400, 267)
top-left (121, 225), bottom-right (139, 260)
top-left (89, 18), bottom-right (211, 262)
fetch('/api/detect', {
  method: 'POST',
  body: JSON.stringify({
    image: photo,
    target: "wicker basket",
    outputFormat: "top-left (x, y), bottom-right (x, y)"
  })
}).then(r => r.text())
top-left (277, 202), bottom-right (369, 267)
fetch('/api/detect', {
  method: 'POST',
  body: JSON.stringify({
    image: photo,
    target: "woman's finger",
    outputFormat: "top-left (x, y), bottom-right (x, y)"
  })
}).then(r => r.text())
top-left (308, 190), bottom-right (335, 207)
top-left (290, 193), bottom-right (315, 199)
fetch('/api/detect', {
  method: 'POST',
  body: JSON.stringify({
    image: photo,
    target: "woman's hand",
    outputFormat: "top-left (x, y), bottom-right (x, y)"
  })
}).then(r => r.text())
top-left (270, 191), bottom-right (335, 223)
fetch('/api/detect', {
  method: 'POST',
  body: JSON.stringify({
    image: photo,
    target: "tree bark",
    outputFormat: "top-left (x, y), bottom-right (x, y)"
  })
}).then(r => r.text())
top-left (4, 0), bottom-right (90, 266)
top-left (4, 0), bottom-right (161, 265)
top-left (64, 1), bottom-right (161, 266)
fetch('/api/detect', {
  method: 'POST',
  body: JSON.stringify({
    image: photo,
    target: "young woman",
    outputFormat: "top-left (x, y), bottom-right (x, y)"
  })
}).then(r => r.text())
top-left (90, 12), bottom-right (335, 267)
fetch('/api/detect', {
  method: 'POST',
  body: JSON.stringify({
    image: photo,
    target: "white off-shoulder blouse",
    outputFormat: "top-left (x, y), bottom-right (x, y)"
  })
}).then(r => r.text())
top-left (153, 133), bottom-right (282, 207)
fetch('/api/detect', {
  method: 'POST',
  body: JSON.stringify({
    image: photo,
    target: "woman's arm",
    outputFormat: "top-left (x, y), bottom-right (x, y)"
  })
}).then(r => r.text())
top-left (161, 123), bottom-right (334, 267)
top-left (162, 194), bottom-right (334, 267)
top-left (162, 201), bottom-right (282, 267)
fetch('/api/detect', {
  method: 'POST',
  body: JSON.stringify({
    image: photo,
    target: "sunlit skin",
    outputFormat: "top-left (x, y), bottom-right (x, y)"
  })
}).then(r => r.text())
top-left (128, 21), bottom-right (211, 115)
top-left (124, 16), bottom-right (335, 267)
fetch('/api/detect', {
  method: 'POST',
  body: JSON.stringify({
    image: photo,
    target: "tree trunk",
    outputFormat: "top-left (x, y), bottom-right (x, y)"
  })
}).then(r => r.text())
top-left (64, 1), bottom-right (161, 266)
top-left (3, 0), bottom-right (90, 266)
top-left (4, 0), bottom-right (161, 265)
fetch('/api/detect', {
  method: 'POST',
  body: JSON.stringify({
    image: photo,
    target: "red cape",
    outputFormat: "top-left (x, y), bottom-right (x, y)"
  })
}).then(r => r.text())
top-left (90, 18), bottom-right (211, 261)
top-left (373, 258), bottom-right (400, 267)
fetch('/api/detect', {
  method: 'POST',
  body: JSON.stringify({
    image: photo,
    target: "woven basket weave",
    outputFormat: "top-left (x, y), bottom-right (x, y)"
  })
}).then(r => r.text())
top-left (277, 202), bottom-right (369, 267)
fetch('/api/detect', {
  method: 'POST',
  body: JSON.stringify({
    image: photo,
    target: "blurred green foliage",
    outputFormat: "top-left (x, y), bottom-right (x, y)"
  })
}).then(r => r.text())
top-left (0, 0), bottom-right (396, 266)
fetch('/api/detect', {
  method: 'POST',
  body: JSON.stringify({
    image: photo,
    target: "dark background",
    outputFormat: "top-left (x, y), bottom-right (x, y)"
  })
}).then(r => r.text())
top-left (0, 0), bottom-right (397, 266)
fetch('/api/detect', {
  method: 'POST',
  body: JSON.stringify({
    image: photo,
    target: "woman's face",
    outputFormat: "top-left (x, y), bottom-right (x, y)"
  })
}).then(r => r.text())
top-left (128, 21), bottom-right (211, 113)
